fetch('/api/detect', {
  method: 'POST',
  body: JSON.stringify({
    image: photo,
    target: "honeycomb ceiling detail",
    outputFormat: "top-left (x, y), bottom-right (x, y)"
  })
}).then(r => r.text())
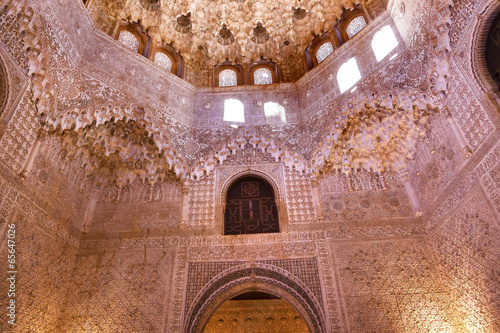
top-left (91, 0), bottom-right (364, 84)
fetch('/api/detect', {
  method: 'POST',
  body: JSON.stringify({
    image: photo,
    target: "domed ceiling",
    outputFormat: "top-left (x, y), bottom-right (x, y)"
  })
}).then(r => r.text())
top-left (88, 0), bottom-right (370, 85)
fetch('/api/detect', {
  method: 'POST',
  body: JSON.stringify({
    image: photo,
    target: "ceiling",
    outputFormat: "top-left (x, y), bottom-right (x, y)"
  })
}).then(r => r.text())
top-left (88, 0), bottom-right (374, 85)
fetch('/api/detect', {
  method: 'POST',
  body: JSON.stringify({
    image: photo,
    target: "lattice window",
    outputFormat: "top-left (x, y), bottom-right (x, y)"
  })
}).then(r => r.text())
top-left (154, 52), bottom-right (173, 72)
top-left (316, 42), bottom-right (334, 64)
top-left (253, 67), bottom-right (273, 85)
top-left (346, 16), bottom-right (367, 39)
top-left (219, 69), bottom-right (237, 87)
top-left (118, 30), bottom-right (139, 52)
top-left (224, 177), bottom-right (279, 235)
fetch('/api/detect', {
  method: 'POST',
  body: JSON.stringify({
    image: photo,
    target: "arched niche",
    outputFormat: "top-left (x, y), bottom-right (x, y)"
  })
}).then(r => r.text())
top-left (305, 33), bottom-right (338, 69)
top-left (216, 169), bottom-right (289, 234)
top-left (336, 6), bottom-right (369, 44)
top-left (249, 58), bottom-right (279, 85)
top-left (213, 61), bottom-right (245, 87)
top-left (184, 263), bottom-right (327, 333)
top-left (472, 1), bottom-right (500, 104)
top-left (150, 43), bottom-right (183, 77)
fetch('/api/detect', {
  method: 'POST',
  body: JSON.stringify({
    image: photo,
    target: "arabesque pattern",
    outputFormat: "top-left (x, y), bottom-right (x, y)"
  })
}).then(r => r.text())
top-left (0, 0), bottom-right (498, 332)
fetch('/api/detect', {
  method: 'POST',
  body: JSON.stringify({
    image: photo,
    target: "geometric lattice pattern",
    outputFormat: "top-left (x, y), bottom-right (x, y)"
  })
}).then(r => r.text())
top-left (285, 170), bottom-right (316, 223)
top-left (241, 181), bottom-right (259, 197)
top-left (0, 171), bottom-right (79, 333)
top-left (430, 190), bottom-right (500, 332)
top-left (0, 217), bottom-right (76, 332)
top-left (118, 30), bottom-right (139, 52)
top-left (154, 52), bottom-right (173, 72)
top-left (256, 258), bottom-right (324, 308)
top-left (316, 42), bottom-right (334, 64)
top-left (1, 1), bottom-right (500, 333)
top-left (185, 261), bottom-right (243, 316)
top-left (334, 239), bottom-right (456, 332)
top-left (225, 177), bottom-right (279, 235)
top-left (219, 69), bottom-right (237, 87)
top-left (185, 258), bottom-right (324, 319)
top-left (57, 250), bottom-right (171, 331)
top-left (0, 94), bottom-right (38, 172)
top-left (253, 68), bottom-right (273, 85)
top-left (346, 16), bottom-right (367, 39)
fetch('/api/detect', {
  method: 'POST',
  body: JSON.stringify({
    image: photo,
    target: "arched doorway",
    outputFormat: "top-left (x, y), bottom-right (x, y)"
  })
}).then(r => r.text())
top-left (224, 176), bottom-right (279, 235)
top-left (184, 263), bottom-right (326, 333)
top-left (203, 291), bottom-right (310, 332)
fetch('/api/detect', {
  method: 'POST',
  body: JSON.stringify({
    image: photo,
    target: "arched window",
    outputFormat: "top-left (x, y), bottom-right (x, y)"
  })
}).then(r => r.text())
top-left (315, 41), bottom-right (334, 64)
top-left (346, 16), bottom-right (367, 39)
top-left (337, 58), bottom-right (361, 93)
top-left (117, 30), bottom-right (140, 52)
top-left (371, 25), bottom-right (399, 62)
top-left (153, 52), bottom-right (173, 72)
top-left (264, 102), bottom-right (286, 123)
top-left (224, 99), bottom-right (245, 123)
top-left (224, 177), bottom-right (279, 235)
top-left (219, 69), bottom-right (237, 87)
top-left (253, 67), bottom-right (273, 85)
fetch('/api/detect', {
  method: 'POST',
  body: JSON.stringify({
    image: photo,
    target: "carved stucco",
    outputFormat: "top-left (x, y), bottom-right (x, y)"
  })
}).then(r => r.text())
top-left (0, 0), bottom-right (499, 332)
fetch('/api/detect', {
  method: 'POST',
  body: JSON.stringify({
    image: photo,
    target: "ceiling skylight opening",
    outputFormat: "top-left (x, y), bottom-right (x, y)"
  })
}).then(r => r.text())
top-left (371, 25), bottom-right (399, 62)
top-left (224, 99), bottom-right (245, 123)
top-left (337, 58), bottom-right (361, 93)
top-left (264, 102), bottom-right (286, 124)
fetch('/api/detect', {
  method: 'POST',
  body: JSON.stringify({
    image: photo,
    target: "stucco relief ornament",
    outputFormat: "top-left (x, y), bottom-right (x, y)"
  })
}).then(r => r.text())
top-left (297, 134), bottom-right (313, 149)
top-left (153, 81), bottom-right (162, 91)
top-left (95, 50), bottom-right (108, 60)
top-left (398, 2), bottom-right (405, 19)
top-left (310, 90), bottom-right (442, 176)
top-left (292, 6), bottom-right (308, 21)
top-left (184, 140), bottom-right (200, 155)
top-left (75, 22), bottom-right (81, 37)
top-left (175, 12), bottom-right (192, 33)
top-left (140, 0), bottom-right (160, 11)
top-left (217, 24), bottom-right (235, 45)
top-left (251, 22), bottom-right (270, 44)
